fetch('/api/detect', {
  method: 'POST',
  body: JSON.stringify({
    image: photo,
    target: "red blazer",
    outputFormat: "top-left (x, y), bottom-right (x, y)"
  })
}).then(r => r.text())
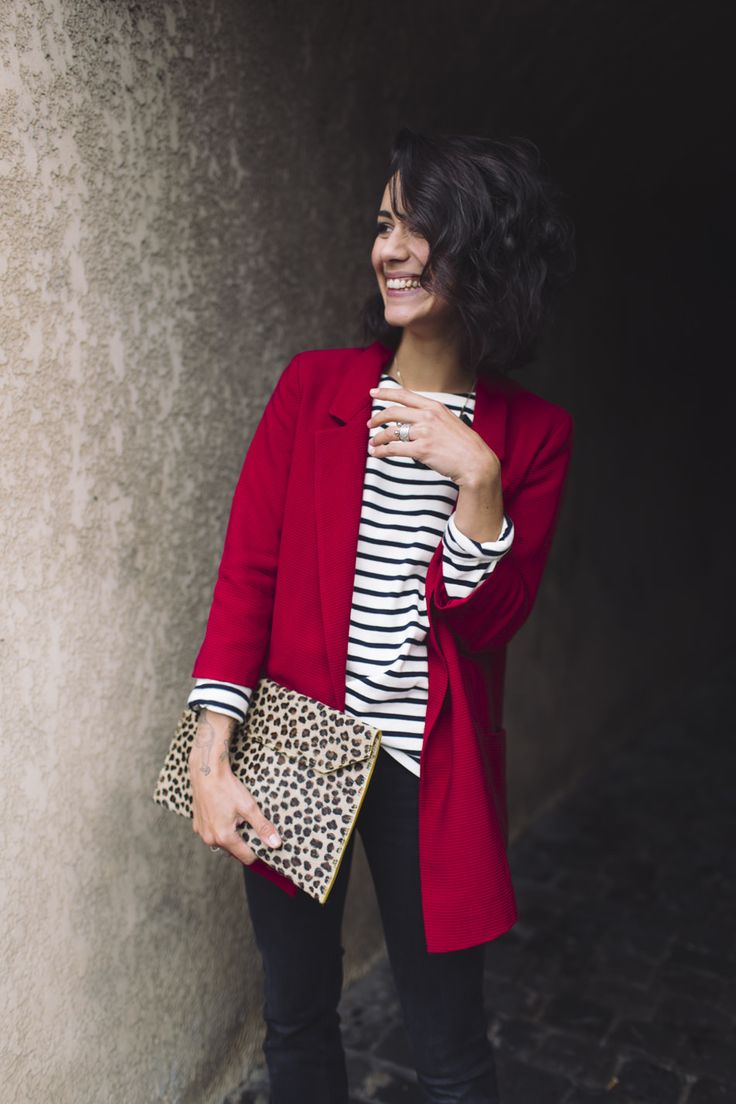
top-left (192, 340), bottom-right (573, 953)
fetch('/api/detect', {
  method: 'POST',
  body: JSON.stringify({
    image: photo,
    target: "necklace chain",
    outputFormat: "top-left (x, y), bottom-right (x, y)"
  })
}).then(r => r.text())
top-left (392, 355), bottom-right (476, 422)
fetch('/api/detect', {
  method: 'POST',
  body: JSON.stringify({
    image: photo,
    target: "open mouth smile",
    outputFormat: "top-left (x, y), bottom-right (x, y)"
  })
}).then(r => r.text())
top-left (385, 276), bottom-right (424, 296)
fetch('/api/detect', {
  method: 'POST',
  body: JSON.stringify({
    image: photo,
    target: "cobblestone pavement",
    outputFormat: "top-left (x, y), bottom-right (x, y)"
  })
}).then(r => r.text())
top-left (226, 655), bottom-right (736, 1103)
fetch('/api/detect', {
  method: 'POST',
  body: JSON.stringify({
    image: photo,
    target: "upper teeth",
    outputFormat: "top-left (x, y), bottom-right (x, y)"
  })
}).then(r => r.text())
top-left (387, 277), bottom-right (421, 290)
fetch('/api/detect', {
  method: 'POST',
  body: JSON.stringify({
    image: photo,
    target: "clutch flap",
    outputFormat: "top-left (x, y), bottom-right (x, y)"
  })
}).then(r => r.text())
top-left (235, 725), bottom-right (380, 774)
top-left (238, 678), bottom-right (381, 774)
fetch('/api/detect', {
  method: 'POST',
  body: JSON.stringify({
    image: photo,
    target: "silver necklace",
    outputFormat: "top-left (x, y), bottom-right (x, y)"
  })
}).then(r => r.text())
top-left (392, 355), bottom-right (476, 423)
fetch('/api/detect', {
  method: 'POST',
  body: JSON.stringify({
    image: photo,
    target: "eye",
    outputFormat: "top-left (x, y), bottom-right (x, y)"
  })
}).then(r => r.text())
top-left (375, 221), bottom-right (392, 236)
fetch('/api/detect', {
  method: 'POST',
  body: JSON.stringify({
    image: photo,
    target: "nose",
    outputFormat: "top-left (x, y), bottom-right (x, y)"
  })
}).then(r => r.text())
top-left (379, 223), bottom-right (410, 264)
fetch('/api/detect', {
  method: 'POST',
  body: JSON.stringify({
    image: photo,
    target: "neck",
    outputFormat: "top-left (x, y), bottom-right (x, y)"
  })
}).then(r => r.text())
top-left (390, 330), bottom-right (474, 393)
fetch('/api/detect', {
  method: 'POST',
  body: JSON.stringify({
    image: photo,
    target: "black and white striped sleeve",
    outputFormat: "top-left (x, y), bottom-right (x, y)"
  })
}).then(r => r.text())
top-left (441, 512), bottom-right (515, 598)
top-left (186, 679), bottom-right (253, 724)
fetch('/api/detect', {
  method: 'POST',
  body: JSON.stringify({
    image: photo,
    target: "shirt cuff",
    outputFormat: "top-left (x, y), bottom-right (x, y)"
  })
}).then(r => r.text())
top-left (186, 679), bottom-right (253, 724)
top-left (441, 512), bottom-right (514, 597)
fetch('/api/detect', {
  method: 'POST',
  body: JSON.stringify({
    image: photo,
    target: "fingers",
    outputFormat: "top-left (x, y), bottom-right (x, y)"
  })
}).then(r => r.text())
top-left (216, 812), bottom-right (281, 867)
top-left (367, 400), bottom-right (451, 447)
top-left (191, 779), bottom-right (283, 867)
top-left (368, 438), bottom-right (419, 459)
top-left (221, 831), bottom-right (259, 867)
top-left (368, 395), bottom-right (473, 463)
top-left (367, 402), bottom-right (423, 429)
top-left (225, 793), bottom-right (283, 865)
top-left (369, 413), bottom-right (426, 451)
top-left (233, 781), bottom-right (282, 849)
top-left (368, 386), bottom-right (433, 408)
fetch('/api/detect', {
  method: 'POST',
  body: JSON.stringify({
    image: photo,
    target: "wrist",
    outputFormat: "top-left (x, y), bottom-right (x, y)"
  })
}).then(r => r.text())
top-left (453, 466), bottom-right (505, 544)
top-left (194, 706), bottom-right (238, 728)
top-left (188, 709), bottom-right (236, 777)
top-left (188, 746), bottom-right (233, 780)
top-left (456, 455), bottom-right (500, 494)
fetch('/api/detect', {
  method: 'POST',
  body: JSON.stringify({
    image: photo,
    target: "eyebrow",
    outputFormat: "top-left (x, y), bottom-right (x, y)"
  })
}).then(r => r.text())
top-left (377, 209), bottom-right (394, 219)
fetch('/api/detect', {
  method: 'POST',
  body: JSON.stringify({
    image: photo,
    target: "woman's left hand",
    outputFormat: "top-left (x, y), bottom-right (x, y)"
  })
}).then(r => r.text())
top-left (367, 386), bottom-right (498, 490)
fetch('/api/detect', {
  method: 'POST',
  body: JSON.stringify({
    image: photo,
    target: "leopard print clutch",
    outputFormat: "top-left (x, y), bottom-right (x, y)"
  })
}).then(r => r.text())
top-left (153, 677), bottom-right (382, 904)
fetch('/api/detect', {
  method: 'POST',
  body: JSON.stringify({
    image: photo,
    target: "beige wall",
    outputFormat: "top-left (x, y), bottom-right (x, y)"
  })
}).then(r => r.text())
top-left (0, 3), bottom-right (388, 1101)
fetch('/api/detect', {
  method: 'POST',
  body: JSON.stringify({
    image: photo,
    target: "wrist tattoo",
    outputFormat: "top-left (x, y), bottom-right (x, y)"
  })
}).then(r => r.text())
top-left (193, 709), bottom-right (236, 775)
top-left (193, 712), bottom-right (216, 775)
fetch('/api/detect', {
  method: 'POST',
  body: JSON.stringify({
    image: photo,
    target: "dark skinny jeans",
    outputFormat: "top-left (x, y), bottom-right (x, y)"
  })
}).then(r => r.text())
top-left (242, 745), bottom-right (500, 1103)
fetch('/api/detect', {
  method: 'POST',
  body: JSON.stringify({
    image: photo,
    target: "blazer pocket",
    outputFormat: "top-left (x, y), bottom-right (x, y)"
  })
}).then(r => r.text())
top-left (479, 728), bottom-right (509, 849)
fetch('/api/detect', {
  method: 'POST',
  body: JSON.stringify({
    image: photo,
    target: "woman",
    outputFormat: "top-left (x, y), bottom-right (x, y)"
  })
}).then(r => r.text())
top-left (186, 128), bottom-right (574, 1103)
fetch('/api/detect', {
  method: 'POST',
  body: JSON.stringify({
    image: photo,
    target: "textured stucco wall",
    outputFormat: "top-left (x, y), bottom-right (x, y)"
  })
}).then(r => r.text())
top-left (0, 3), bottom-right (388, 1101)
top-left (3, 0), bottom-right (732, 1101)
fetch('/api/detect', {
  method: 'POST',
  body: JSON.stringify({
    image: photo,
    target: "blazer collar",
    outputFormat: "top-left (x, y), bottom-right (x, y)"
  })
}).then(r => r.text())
top-left (327, 340), bottom-right (508, 461)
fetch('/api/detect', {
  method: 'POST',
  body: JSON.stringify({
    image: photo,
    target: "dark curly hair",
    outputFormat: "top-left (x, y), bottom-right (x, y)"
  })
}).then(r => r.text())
top-left (362, 128), bottom-right (575, 375)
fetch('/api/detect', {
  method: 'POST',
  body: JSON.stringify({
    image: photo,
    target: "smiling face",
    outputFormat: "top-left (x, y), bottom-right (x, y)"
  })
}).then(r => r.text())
top-left (371, 175), bottom-right (455, 335)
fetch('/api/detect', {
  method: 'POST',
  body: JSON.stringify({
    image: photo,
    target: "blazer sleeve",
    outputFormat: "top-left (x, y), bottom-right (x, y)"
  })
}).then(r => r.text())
top-left (191, 354), bottom-right (303, 686)
top-left (426, 408), bottom-right (573, 653)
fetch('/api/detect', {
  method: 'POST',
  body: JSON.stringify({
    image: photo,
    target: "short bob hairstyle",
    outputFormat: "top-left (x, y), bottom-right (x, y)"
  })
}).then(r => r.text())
top-left (362, 128), bottom-right (575, 376)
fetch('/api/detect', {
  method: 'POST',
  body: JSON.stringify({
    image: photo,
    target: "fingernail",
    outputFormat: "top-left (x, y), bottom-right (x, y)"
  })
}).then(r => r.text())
top-left (268, 832), bottom-right (281, 846)
top-left (369, 387), bottom-right (378, 394)
top-left (367, 445), bottom-right (375, 455)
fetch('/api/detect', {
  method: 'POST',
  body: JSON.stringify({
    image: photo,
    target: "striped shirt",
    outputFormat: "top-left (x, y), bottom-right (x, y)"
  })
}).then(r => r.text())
top-left (188, 372), bottom-right (514, 777)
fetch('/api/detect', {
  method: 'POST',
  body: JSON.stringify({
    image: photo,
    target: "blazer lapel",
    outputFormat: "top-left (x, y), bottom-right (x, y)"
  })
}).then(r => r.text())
top-left (314, 341), bottom-right (510, 707)
top-left (468, 370), bottom-right (508, 467)
top-left (315, 342), bottom-right (395, 706)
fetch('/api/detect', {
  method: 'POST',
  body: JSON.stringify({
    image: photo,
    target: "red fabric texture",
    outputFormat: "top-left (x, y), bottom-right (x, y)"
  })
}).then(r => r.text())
top-left (192, 342), bottom-right (573, 952)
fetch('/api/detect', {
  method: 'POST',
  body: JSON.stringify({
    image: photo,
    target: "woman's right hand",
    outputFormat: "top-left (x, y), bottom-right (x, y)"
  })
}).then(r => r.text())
top-left (188, 708), bottom-right (282, 865)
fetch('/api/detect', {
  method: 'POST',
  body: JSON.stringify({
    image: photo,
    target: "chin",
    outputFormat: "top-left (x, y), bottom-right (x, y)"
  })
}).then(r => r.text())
top-left (383, 305), bottom-right (426, 328)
